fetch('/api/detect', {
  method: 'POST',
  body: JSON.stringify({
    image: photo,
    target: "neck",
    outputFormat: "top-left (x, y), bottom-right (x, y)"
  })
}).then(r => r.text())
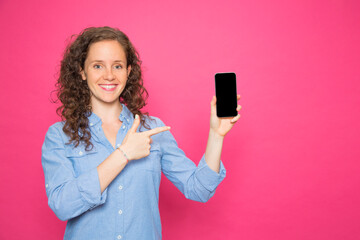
top-left (91, 99), bottom-right (123, 124)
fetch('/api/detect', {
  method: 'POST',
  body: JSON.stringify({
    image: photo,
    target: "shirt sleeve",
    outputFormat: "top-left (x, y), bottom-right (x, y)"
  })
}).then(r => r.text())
top-left (41, 124), bottom-right (108, 221)
top-left (156, 118), bottom-right (226, 202)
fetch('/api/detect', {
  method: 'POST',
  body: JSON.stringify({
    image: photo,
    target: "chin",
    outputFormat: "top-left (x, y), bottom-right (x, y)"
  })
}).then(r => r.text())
top-left (104, 98), bottom-right (121, 104)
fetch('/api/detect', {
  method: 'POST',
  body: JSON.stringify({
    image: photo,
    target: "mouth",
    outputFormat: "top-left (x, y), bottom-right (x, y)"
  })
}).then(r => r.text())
top-left (99, 84), bottom-right (118, 91)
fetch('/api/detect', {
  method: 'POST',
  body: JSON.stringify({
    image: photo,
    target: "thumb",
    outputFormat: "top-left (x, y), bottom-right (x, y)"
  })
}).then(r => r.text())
top-left (211, 96), bottom-right (217, 105)
top-left (211, 96), bottom-right (217, 115)
top-left (130, 114), bottom-right (140, 133)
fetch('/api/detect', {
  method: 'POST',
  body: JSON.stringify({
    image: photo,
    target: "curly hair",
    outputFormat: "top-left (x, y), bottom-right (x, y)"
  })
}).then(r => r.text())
top-left (55, 26), bottom-right (154, 150)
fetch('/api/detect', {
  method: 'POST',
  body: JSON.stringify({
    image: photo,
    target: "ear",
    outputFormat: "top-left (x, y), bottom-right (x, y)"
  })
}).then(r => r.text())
top-left (80, 68), bottom-right (86, 80)
top-left (127, 65), bottom-right (132, 77)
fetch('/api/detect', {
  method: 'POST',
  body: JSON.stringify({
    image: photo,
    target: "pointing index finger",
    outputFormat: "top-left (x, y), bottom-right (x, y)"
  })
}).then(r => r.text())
top-left (145, 126), bottom-right (171, 136)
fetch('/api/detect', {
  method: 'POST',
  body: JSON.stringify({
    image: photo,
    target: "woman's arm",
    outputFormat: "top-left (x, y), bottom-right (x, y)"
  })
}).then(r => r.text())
top-left (97, 150), bottom-right (128, 194)
top-left (97, 114), bottom-right (170, 193)
top-left (205, 95), bottom-right (242, 173)
top-left (204, 130), bottom-right (224, 173)
top-left (42, 124), bottom-right (108, 221)
top-left (157, 95), bottom-right (241, 203)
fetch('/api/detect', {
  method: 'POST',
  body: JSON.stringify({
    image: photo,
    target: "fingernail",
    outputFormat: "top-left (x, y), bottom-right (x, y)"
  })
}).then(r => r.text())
top-left (135, 114), bottom-right (139, 119)
top-left (168, 126), bottom-right (171, 130)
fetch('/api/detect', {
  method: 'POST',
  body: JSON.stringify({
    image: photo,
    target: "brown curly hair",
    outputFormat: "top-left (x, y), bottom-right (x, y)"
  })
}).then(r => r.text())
top-left (55, 26), bottom-right (154, 150)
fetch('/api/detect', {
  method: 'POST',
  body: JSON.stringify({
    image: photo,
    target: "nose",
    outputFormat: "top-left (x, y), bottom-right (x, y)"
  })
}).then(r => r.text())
top-left (104, 67), bottom-right (115, 81)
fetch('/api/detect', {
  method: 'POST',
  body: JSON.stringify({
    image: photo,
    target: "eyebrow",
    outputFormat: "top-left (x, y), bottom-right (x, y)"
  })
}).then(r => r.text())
top-left (90, 60), bottom-right (124, 63)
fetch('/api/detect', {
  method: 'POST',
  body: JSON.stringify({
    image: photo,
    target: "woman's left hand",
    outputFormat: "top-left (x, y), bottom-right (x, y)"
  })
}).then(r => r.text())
top-left (210, 94), bottom-right (241, 137)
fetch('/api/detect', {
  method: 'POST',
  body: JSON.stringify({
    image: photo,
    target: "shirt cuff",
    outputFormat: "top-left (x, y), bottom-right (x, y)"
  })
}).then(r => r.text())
top-left (195, 153), bottom-right (226, 192)
top-left (76, 168), bottom-right (108, 209)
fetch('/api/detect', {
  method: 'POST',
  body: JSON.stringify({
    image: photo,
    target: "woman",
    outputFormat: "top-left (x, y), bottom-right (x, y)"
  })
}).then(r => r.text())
top-left (42, 26), bottom-right (241, 240)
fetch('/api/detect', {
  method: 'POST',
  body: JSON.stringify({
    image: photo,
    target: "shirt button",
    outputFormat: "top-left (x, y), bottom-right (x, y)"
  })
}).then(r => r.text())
top-left (117, 235), bottom-right (122, 239)
top-left (45, 184), bottom-right (49, 188)
top-left (79, 151), bottom-right (83, 156)
top-left (90, 123), bottom-right (94, 126)
top-left (118, 209), bottom-right (123, 215)
top-left (118, 185), bottom-right (123, 190)
top-left (122, 125), bottom-right (126, 129)
top-left (117, 143), bottom-right (121, 148)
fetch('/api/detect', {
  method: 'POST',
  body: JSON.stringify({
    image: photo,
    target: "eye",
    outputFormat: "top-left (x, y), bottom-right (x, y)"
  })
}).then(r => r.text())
top-left (115, 65), bottom-right (122, 69)
top-left (93, 64), bottom-right (101, 69)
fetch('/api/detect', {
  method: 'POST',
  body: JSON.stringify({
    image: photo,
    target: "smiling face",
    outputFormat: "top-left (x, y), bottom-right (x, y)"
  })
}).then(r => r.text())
top-left (80, 40), bottom-right (131, 107)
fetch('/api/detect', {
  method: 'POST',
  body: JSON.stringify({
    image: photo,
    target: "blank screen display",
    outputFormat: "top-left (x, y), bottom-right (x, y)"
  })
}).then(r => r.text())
top-left (215, 72), bottom-right (237, 117)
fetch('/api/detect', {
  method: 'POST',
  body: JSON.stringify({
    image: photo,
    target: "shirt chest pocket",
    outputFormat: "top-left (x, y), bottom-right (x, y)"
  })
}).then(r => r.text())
top-left (132, 143), bottom-right (162, 173)
top-left (65, 146), bottom-right (101, 176)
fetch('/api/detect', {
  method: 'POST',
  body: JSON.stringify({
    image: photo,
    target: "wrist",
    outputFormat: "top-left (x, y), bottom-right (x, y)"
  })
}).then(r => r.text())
top-left (117, 146), bottom-right (130, 164)
top-left (209, 128), bottom-right (225, 140)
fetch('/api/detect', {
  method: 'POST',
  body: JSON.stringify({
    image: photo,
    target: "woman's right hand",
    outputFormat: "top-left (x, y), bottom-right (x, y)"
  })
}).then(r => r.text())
top-left (120, 115), bottom-right (170, 161)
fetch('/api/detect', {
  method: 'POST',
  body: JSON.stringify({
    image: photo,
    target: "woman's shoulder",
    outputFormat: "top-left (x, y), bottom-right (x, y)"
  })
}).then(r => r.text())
top-left (42, 121), bottom-right (67, 148)
top-left (44, 121), bottom-right (67, 140)
top-left (47, 120), bottom-right (65, 132)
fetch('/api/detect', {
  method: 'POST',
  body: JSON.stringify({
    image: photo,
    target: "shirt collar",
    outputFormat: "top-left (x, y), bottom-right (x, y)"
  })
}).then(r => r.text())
top-left (88, 103), bottom-right (133, 127)
top-left (119, 103), bottom-right (133, 123)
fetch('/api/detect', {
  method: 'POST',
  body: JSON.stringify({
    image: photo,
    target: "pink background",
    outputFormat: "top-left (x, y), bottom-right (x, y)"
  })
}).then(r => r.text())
top-left (1, 0), bottom-right (359, 239)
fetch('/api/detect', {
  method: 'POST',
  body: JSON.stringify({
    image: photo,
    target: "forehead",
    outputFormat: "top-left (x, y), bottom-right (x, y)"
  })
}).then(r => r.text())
top-left (86, 40), bottom-right (127, 62)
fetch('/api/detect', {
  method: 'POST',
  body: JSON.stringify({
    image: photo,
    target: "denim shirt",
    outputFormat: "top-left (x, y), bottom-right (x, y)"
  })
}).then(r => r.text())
top-left (41, 103), bottom-right (226, 240)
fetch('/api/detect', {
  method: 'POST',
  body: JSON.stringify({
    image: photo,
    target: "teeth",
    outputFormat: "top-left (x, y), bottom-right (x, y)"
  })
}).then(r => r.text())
top-left (100, 85), bottom-right (116, 89)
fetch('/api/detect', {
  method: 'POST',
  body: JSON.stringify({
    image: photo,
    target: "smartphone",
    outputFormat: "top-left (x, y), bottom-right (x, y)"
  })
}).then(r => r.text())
top-left (215, 72), bottom-right (238, 117)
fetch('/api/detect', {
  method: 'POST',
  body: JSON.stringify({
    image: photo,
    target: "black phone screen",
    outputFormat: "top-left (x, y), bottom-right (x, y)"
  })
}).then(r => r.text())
top-left (215, 72), bottom-right (238, 117)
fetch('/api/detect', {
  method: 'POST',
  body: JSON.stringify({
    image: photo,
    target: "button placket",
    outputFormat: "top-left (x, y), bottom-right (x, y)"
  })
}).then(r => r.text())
top-left (114, 176), bottom-right (125, 240)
